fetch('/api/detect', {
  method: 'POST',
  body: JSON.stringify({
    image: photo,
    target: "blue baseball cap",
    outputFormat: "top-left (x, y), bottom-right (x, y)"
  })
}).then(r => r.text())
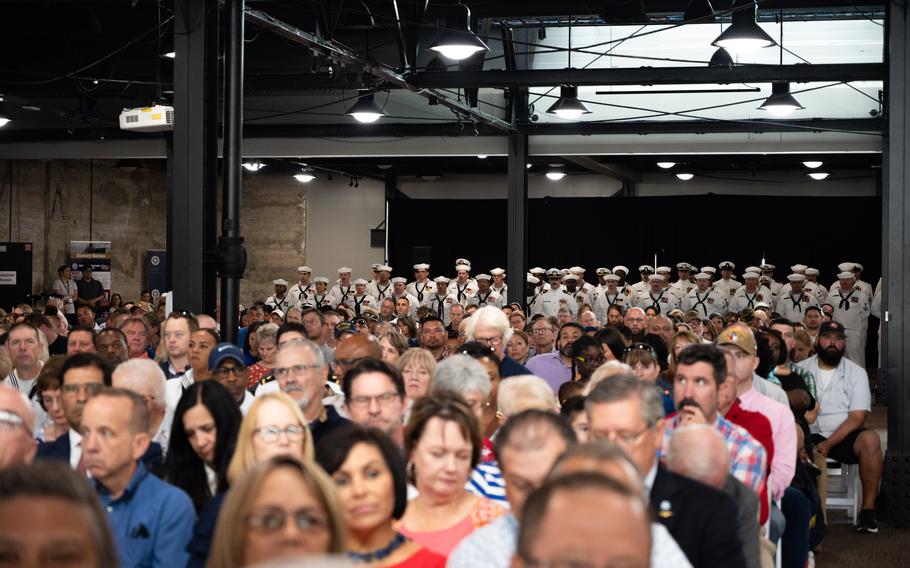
top-left (209, 342), bottom-right (246, 369)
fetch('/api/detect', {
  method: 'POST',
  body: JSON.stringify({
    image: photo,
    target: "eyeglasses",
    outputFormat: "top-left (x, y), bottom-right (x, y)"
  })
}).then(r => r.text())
top-left (532, 328), bottom-right (554, 335)
top-left (0, 410), bottom-right (29, 435)
top-left (62, 383), bottom-right (104, 396)
top-left (212, 366), bottom-right (246, 380)
top-left (593, 423), bottom-right (653, 445)
top-left (474, 335), bottom-right (503, 347)
top-left (246, 508), bottom-right (328, 533)
top-left (348, 392), bottom-right (401, 408)
top-left (254, 424), bottom-right (306, 443)
top-left (575, 354), bottom-right (606, 365)
top-left (273, 364), bottom-right (323, 379)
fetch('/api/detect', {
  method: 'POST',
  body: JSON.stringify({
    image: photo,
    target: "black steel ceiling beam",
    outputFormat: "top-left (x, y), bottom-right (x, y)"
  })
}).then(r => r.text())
top-left (465, 0), bottom-right (885, 18)
top-left (411, 63), bottom-right (885, 88)
top-left (244, 8), bottom-right (514, 131)
top-left (522, 117), bottom-right (883, 134)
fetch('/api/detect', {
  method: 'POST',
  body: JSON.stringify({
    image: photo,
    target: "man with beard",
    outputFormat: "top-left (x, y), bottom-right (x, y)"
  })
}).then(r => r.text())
top-left (623, 307), bottom-right (649, 343)
top-left (802, 305), bottom-right (823, 344)
top-left (418, 316), bottom-right (449, 361)
top-left (797, 320), bottom-right (880, 533)
top-left (526, 322), bottom-right (583, 392)
top-left (264, 278), bottom-right (291, 313)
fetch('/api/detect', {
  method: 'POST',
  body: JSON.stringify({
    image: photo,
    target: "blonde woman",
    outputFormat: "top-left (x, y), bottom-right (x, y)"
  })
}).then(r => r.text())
top-left (208, 456), bottom-right (346, 567)
top-left (227, 392), bottom-right (315, 484)
top-left (397, 348), bottom-right (437, 419)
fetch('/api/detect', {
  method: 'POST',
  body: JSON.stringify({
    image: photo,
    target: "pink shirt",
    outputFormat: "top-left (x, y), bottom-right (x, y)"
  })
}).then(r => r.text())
top-left (739, 386), bottom-right (797, 501)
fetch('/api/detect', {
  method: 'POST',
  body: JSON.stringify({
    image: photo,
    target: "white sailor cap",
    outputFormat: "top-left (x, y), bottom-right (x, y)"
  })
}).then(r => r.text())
top-left (299, 301), bottom-right (315, 310)
top-left (314, 277), bottom-right (330, 284)
top-left (563, 274), bottom-right (578, 281)
top-left (656, 266), bottom-right (671, 274)
top-left (837, 262), bottom-right (855, 272)
top-left (595, 267), bottom-right (611, 276)
top-left (455, 264), bottom-right (471, 272)
top-left (676, 262), bottom-right (692, 271)
top-left (271, 309), bottom-right (285, 319)
top-left (613, 265), bottom-right (629, 275)
top-left (545, 268), bottom-right (562, 278)
top-left (604, 274), bottom-right (620, 281)
top-left (805, 268), bottom-right (819, 276)
top-left (648, 274), bottom-right (664, 282)
top-left (638, 265), bottom-right (655, 273)
top-left (391, 277), bottom-right (407, 284)
top-left (787, 274), bottom-right (806, 282)
top-left (837, 271), bottom-right (855, 279)
top-left (719, 261), bottom-right (735, 270)
top-left (377, 265), bottom-right (392, 273)
top-left (745, 266), bottom-right (761, 274)
top-left (694, 272), bottom-right (712, 280)
top-left (852, 262), bottom-right (864, 271)
top-left (413, 263), bottom-right (430, 271)
top-left (353, 278), bottom-right (368, 286)
top-left (370, 263), bottom-right (382, 270)
top-left (475, 273), bottom-right (492, 281)
top-left (759, 276), bottom-right (772, 284)
top-left (530, 267), bottom-right (546, 275)
top-left (337, 267), bottom-right (353, 273)
top-left (490, 268), bottom-right (506, 276)
top-left (760, 263), bottom-right (776, 271)
top-left (297, 266), bottom-right (312, 273)
top-left (754, 302), bottom-right (772, 311)
top-left (273, 278), bottom-right (289, 286)
top-left (701, 266), bottom-right (716, 274)
top-left (527, 275), bottom-right (541, 284)
top-left (434, 276), bottom-right (450, 284)
top-left (455, 258), bottom-right (472, 268)
top-left (560, 268), bottom-right (570, 276)
top-left (790, 264), bottom-right (808, 272)
top-left (569, 266), bottom-right (585, 274)
top-left (743, 271), bottom-right (761, 279)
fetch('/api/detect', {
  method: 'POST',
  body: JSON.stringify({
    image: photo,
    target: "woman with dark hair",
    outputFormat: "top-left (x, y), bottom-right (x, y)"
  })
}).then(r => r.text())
top-left (569, 335), bottom-right (605, 385)
top-left (165, 381), bottom-right (242, 513)
top-left (594, 326), bottom-right (626, 362)
top-left (49, 264), bottom-right (78, 318)
top-left (109, 293), bottom-right (123, 309)
top-left (316, 425), bottom-right (446, 567)
top-left (396, 315), bottom-right (418, 343)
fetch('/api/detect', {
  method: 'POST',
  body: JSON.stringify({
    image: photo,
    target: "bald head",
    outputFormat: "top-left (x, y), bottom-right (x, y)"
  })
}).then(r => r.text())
top-left (334, 334), bottom-right (382, 371)
top-left (647, 315), bottom-right (673, 344)
top-left (666, 423), bottom-right (730, 490)
top-left (0, 384), bottom-right (37, 469)
top-left (196, 314), bottom-right (218, 330)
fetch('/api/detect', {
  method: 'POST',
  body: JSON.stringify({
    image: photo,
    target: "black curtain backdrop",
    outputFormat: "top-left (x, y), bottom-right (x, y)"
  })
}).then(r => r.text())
top-left (388, 195), bottom-right (882, 286)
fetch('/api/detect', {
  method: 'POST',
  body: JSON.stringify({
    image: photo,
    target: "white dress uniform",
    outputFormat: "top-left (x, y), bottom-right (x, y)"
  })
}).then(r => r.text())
top-left (634, 288), bottom-right (681, 314)
top-left (684, 288), bottom-right (727, 318)
top-left (264, 293), bottom-right (291, 313)
top-left (330, 283), bottom-right (355, 311)
top-left (427, 292), bottom-right (457, 325)
top-left (670, 279), bottom-right (696, 297)
top-left (827, 284), bottom-right (871, 366)
top-left (450, 279), bottom-right (477, 304)
top-left (350, 293), bottom-right (379, 317)
top-left (775, 290), bottom-right (819, 322)
top-left (491, 284), bottom-right (508, 305)
top-left (591, 288), bottom-right (630, 323)
top-left (406, 279), bottom-right (436, 306)
top-left (367, 280), bottom-right (394, 302)
top-left (309, 291), bottom-right (335, 309)
top-left (729, 285), bottom-right (774, 313)
top-left (530, 287), bottom-right (578, 318)
top-left (288, 281), bottom-right (314, 307)
top-left (779, 281), bottom-right (827, 303)
top-left (713, 277), bottom-right (742, 298)
top-left (471, 289), bottom-right (502, 309)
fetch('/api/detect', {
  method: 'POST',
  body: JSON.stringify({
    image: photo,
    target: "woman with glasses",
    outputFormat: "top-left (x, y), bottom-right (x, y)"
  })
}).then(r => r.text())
top-left (317, 425), bottom-right (446, 567)
top-left (247, 323), bottom-right (278, 387)
top-left (397, 393), bottom-right (505, 557)
top-left (397, 348), bottom-right (436, 422)
top-left (623, 343), bottom-right (674, 415)
top-left (34, 356), bottom-right (68, 442)
top-left (570, 335), bottom-right (606, 385)
top-left (457, 341), bottom-right (503, 440)
top-left (208, 456), bottom-right (346, 567)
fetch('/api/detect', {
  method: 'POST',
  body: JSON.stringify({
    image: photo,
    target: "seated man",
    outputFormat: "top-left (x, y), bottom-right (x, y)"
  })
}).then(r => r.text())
top-left (797, 320), bottom-right (882, 533)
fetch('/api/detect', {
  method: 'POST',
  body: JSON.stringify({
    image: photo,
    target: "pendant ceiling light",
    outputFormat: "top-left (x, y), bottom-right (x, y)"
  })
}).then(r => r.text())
top-left (711, 2), bottom-right (775, 56)
top-left (657, 162), bottom-right (676, 169)
top-left (346, 92), bottom-right (386, 123)
top-left (708, 47), bottom-right (734, 67)
top-left (676, 172), bottom-right (695, 181)
top-left (802, 161), bottom-right (823, 169)
top-left (547, 86), bottom-right (591, 119)
top-left (428, 4), bottom-right (489, 61)
top-left (0, 99), bottom-right (10, 128)
top-left (758, 82), bottom-right (804, 117)
top-left (806, 171), bottom-right (830, 181)
top-left (294, 167), bottom-right (317, 183)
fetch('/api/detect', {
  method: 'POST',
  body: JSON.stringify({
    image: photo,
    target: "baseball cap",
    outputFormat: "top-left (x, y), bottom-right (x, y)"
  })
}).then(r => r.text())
top-left (716, 323), bottom-right (757, 354)
top-left (819, 320), bottom-right (847, 337)
top-left (209, 342), bottom-right (246, 369)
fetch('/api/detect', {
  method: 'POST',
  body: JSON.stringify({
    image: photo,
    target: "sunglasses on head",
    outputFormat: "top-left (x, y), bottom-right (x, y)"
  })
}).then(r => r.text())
top-left (623, 343), bottom-right (656, 358)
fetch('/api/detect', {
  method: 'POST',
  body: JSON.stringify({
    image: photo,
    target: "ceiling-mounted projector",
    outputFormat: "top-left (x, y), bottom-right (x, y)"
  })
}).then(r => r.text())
top-left (119, 105), bottom-right (174, 132)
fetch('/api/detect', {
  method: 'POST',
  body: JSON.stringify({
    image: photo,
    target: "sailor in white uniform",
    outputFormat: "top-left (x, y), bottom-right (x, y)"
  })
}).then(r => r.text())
top-left (406, 263), bottom-right (436, 306)
top-left (367, 265), bottom-right (395, 302)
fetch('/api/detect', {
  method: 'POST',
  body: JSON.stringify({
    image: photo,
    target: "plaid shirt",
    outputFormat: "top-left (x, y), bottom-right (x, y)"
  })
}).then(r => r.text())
top-left (661, 414), bottom-right (768, 495)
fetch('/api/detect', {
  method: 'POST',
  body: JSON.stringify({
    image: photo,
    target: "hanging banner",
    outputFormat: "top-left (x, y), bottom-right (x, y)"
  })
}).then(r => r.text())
top-left (70, 240), bottom-right (113, 295)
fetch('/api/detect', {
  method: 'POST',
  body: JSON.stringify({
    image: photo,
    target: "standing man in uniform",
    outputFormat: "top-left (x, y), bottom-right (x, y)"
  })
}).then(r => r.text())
top-left (594, 268), bottom-right (612, 296)
top-left (685, 272), bottom-right (727, 318)
top-left (729, 271), bottom-right (772, 314)
top-left (612, 265), bottom-right (631, 293)
top-left (367, 265), bottom-right (394, 302)
top-left (310, 276), bottom-right (334, 308)
top-left (350, 279), bottom-right (379, 318)
top-left (490, 268), bottom-right (508, 305)
top-left (264, 279), bottom-right (291, 313)
top-left (329, 267), bottom-right (355, 311)
top-left (760, 264), bottom-right (783, 300)
top-left (530, 269), bottom-right (578, 318)
top-left (563, 274), bottom-right (593, 309)
top-left (288, 266), bottom-right (314, 308)
top-left (671, 262), bottom-right (696, 297)
top-left (714, 261), bottom-right (741, 298)
top-left (472, 274), bottom-right (502, 309)
top-left (568, 267), bottom-right (596, 297)
top-left (427, 277), bottom-right (455, 325)
top-left (592, 274), bottom-right (629, 323)
top-left (630, 265), bottom-right (655, 296)
top-left (391, 277), bottom-right (419, 319)
top-left (452, 261), bottom-right (477, 303)
top-left (804, 268), bottom-right (828, 303)
top-left (636, 274), bottom-right (680, 314)
top-left (775, 274), bottom-right (819, 323)
top-left (406, 263), bottom-right (435, 306)
top-left (827, 271), bottom-right (871, 365)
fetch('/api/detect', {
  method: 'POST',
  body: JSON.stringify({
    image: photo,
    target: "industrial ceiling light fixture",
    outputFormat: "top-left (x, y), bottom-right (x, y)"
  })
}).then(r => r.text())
top-left (711, 2), bottom-right (775, 56)
top-left (0, 97), bottom-right (10, 128)
top-left (708, 47), bottom-right (734, 67)
top-left (428, 3), bottom-right (489, 61)
top-left (802, 161), bottom-right (823, 168)
top-left (242, 161), bottom-right (265, 172)
top-left (546, 164), bottom-right (567, 180)
top-left (657, 161), bottom-right (676, 169)
top-left (546, 19), bottom-right (590, 120)
top-left (346, 91), bottom-right (386, 123)
top-left (477, 154), bottom-right (488, 159)
top-left (294, 167), bottom-right (316, 183)
top-left (759, 82), bottom-right (804, 117)
top-left (806, 171), bottom-right (830, 180)
top-left (676, 172), bottom-right (695, 180)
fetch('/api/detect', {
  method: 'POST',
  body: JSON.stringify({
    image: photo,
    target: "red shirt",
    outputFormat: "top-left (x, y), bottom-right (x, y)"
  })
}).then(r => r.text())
top-left (726, 398), bottom-right (774, 523)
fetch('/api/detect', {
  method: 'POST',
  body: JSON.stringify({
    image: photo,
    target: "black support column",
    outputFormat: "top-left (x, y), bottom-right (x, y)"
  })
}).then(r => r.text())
top-left (506, 89), bottom-right (529, 310)
top-left (169, 0), bottom-right (215, 313)
top-left (882, 0), bottom-right (910, 526)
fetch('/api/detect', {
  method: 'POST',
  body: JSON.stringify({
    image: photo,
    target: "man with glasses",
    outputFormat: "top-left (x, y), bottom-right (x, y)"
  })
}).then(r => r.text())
top-left (0, 384), bottom-right (37, 470)
top-left (272, 338), bottom-right (348, 444)
top-left (586, 375), bottom-right (744, 568)
top-left (342, 358), bottom-right (406, 447)
top-left (208, 343), bottom-right (256, 415)
top-left (526, 322), bottom-right (584, 392)
top-left (36, 353), bottom-right (111, 469)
